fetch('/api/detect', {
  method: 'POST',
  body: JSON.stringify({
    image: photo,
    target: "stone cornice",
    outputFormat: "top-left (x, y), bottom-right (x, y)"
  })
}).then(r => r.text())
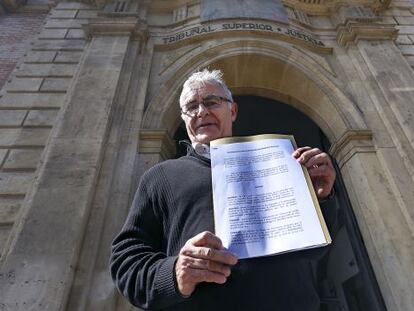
top-left (336, 21), bottom-right (398, 48)
top-left (139, 129), bottom-right (176, 160)
top-left (82, 17), bottom-right (148, 40)
top-left (79, 0), bottom-right (391, 16)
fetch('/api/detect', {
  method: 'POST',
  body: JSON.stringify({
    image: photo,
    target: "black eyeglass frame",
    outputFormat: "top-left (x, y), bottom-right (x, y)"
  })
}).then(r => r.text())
top-left (180, 95), bottom-right (233, 117)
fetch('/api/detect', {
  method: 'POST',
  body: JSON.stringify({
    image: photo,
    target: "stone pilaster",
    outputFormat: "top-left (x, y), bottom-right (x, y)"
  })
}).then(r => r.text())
top-left (331, 128), bottom-right (414, 311)
top-left (63, 5), bottom-right (152, 309)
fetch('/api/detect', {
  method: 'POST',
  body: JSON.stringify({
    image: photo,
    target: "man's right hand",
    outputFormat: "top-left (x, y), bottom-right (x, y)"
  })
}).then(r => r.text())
top-left (175, 231), bottom-right (238, 297)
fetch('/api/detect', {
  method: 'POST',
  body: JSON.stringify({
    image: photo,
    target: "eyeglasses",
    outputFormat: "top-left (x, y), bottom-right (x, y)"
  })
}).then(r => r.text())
top-left (181, 95), bottom-right (233, 117)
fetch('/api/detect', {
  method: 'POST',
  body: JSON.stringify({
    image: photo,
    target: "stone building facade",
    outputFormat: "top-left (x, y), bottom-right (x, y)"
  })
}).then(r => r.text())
top-left (0, 0), bottom-right (414, 310)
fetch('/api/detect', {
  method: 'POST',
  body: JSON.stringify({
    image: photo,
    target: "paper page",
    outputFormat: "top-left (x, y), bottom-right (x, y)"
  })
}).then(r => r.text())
top-left (211, 134), bottom-right (330, 259)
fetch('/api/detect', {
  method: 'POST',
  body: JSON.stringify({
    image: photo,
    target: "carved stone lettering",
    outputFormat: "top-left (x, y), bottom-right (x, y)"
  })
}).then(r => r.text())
top-left (160, 23), bottom-right (325, 48)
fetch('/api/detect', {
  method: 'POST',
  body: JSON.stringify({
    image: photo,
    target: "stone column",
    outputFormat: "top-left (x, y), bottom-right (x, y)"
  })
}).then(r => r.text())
top-left (0, 23), bottom-right (132, 311)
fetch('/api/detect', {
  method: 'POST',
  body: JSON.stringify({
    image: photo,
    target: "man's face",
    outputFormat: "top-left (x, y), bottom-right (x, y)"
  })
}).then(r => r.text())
top-left (180, 83), bottom-right (238, 145)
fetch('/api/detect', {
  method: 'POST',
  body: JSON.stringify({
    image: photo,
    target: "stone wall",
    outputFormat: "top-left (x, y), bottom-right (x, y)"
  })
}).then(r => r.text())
top-left (382, 0), bottom-right (414, 67)
top-left (0, 1), bottom-right (414, 310)
top-left (0, 12), bottom-right (47, 89)
top-left (0, 2), bottom-right (98, 259)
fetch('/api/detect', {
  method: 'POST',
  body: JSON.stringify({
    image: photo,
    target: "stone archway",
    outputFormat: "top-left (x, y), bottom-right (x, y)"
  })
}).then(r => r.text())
top-left (142, 39), bottom-right (368, 146)
top-left (138, 38), bottom-right (414, 311)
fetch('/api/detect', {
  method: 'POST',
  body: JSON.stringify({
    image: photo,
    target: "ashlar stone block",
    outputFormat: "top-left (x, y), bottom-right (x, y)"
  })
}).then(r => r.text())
top-left (4, 78), bottom-right (43, 92)
top-left (24, 109), bottom-right (59, 127)
top-left (0, 129), bottom-right (20, 147)
top-left (405, 55), bottom-right (414, 66)
top-left (15, 128), bottom-right (51, 147)
top-left (76, 10), bottom-right (98, 19)
top-left (66, 29), bottom-right (85, 39)
top-left (55, 2), bottom-right (93, 9)
top-left (44, 19), bottom-right (87, 29)
top-left (0, 173), bottom-right (33, 196)
top-left (15, 63), bottom-right (77, 78)
top-left (3, 149), bottom-right (43, 170)
top-left (32, 39), bottom-right (85, 51)
top-left (395, 16), bottom-right (414, 25)
top-left (399, 44), bottom-right (414, 55)
top-left (396, 35), bottom-right (413, 45)
top-left (54, 51), bottom-right (82, 63)
top-left (24, 51), bottom-right (57, 63)
top-left (0, 111), bottom-right (27, 127)
top-left (40, 78), bottom-right (71, 92)
top-left (0, 128), bottom-right (50, 147)
top-left (0, 149), bottom-right (7, 166)
top-left (382, 8), bottom-right (413, 16)
top-left (0, 93), bottom-right (65, 109)
top-left (0, 225), bottom-right (12, 254)
top-left (38, 29), bottom-right (68, 39)
top-left (396, 25), bottom-right (414, 34)
top-left (391, 0), bottom-right (414, 8)
top-left (0, 198), bottom-right (21, 225)
top-left (50, 9), bottom-right (78, 19)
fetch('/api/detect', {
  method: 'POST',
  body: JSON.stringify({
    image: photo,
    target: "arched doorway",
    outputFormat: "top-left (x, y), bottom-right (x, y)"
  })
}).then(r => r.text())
top-left (139, 40), bottom-right (391, 309)
top-left (174, 95), bottom-right (386, 310)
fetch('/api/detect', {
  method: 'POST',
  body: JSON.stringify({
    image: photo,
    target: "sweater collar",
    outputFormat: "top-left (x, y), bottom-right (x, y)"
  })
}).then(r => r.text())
top-left (192, 142), bottom-right (210, 159)
top-left (179, 140), bottom-right (211, 165)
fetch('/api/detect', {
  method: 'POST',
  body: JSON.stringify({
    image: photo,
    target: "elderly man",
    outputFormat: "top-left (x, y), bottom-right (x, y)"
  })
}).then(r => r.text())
top-left (110, 69), bottom-right (336, 310)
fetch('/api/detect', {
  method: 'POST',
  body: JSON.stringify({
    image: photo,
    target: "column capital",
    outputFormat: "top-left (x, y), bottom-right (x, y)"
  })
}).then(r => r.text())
top-left (139, 129), bottom-right (176, 160)
top-left (330, 130), bottom-right (374, 168)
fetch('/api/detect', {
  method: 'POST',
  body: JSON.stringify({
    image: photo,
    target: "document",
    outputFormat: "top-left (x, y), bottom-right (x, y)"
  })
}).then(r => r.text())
top-left (210, 134), bottom-right (331, 259)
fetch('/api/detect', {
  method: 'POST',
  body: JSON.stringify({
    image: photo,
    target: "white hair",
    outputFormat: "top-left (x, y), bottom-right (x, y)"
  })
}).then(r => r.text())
top-left (179, 69), bottom-right (233, 106)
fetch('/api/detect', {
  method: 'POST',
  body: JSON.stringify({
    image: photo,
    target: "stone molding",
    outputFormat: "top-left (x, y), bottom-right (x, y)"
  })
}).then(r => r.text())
top-left (330, 129), bottom-right (375, 167)
top-left (336, 21), bottom-right (398, 48)
top-left (82, 17), bottom-right (148, 40)
top-left (139, 129), bottom-right (176, 160)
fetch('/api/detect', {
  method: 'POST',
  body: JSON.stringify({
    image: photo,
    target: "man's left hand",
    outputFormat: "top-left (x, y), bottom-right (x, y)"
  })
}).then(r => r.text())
top-left (293, 147), bottom-right (336, 199)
